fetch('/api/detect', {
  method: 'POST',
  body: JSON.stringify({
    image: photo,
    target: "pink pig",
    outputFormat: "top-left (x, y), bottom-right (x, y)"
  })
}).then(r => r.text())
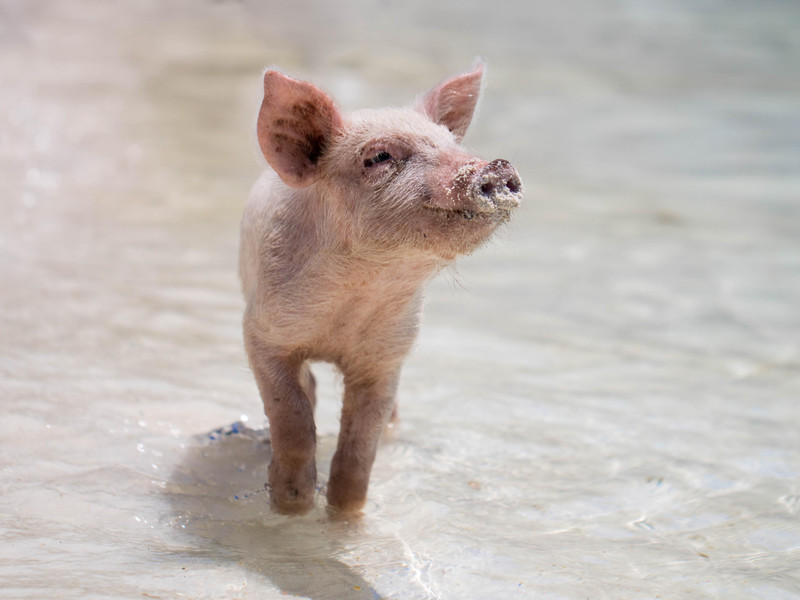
top-left (239, 62), bottom-right (522, 515)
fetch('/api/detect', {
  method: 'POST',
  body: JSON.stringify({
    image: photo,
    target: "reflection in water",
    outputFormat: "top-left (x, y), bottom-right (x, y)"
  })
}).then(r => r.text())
top-left (166, 424), bottom-right (386, 599)
top-left (166, 420), bottom-right (451, 598)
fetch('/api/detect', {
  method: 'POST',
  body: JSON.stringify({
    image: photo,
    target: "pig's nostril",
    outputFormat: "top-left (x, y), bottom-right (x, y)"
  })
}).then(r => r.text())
top-left (480, 183), bottom-right (494, 196)
top-left (506, 179), bottom-right (520, 194)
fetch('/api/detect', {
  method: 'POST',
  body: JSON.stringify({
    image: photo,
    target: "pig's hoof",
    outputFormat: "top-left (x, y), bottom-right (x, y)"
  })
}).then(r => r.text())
top-left (270, 494), bottom-right (315, 515)
top-left (271, 498), bottom-right (315, 515)
top-left (326, 486), bottom-right (367, 517)
top-left (326, 493), bottom-right (367, 520)
top-left (326, 503), bottom-right (365, 521)
top-left (267, 483), bottom-right (315, 515)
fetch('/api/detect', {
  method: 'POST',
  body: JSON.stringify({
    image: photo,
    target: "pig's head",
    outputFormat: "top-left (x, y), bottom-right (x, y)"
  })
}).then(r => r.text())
top-left (256, 62), bottom-right (522, 260)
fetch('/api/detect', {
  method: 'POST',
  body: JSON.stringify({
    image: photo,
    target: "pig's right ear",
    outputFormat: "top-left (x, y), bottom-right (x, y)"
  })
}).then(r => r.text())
top-left (257, 71), bottom-right (342, 188)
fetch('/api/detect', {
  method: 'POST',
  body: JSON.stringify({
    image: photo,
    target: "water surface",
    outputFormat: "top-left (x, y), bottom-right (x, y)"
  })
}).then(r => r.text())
top-left (1, 0), bottom-right (799, 598)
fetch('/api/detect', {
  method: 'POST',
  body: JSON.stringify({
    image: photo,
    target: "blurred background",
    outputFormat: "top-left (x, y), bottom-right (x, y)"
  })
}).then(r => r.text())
top-left (1, 0), bottom-right (799, 598)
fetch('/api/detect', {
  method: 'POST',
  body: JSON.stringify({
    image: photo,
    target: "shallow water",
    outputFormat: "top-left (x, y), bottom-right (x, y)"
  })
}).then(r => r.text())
top-left (1, 0), bottom-right (799, 598)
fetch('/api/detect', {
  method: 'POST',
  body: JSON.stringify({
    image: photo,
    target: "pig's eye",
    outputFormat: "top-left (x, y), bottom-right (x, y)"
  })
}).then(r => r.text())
top-left (363, 151), bottom-right (393, 168)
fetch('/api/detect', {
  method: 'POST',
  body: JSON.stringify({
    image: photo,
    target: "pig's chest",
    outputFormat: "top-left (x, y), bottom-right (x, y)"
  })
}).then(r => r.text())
top-left (325, 269), bottom-right (418, 331)
top-left (296, 257), bottom-right (434, 360)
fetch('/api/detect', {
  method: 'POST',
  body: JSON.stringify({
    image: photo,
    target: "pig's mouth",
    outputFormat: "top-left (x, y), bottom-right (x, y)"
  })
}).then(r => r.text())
top-left (423, 204), bottom-right (512, 223)
top-left (423, 206), bottom-right (478, 220)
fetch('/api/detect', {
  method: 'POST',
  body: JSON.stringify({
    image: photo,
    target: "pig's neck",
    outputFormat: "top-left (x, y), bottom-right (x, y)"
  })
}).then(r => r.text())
top-left (305, 187), bottom-right (449, 283)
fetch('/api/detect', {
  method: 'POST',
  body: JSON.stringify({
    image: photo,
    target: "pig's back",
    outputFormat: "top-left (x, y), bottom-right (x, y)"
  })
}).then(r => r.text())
top-left (239, 170), bottom-right (281, 301)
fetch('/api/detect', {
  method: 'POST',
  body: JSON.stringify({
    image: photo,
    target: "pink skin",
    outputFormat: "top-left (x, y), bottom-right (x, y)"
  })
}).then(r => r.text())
top-left (239, 62), bottom-right (523, 515)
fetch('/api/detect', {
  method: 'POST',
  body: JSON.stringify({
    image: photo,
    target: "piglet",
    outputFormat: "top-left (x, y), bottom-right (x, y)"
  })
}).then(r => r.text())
top-left (239, 62), bottom-right (522, 515)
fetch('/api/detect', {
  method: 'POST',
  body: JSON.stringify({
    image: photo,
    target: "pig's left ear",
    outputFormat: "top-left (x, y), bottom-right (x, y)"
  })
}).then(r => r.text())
top-left (418, 60), bottom-right (484, 142)
top-left (257, 71), bottom-right (343, 188)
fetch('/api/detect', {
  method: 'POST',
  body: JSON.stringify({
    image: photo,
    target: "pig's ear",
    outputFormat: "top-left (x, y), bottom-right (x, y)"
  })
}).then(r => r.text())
top-left (419, 60), bottom-right (484, 142)
top-left (257, 71), bottom-right (342, 188)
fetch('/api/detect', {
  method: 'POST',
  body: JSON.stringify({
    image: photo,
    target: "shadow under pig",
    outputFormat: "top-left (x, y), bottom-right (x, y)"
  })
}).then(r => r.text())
top-left (163, 422), bottom-right (388, 600)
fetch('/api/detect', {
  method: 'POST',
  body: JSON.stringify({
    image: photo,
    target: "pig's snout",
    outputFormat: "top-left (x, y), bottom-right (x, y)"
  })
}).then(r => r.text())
top-left (470, 159), bottom-right (523, 213)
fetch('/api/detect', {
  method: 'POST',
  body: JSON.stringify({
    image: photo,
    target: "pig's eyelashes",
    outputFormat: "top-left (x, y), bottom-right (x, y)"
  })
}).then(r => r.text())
top-left (363, 151), bottom-right (393, 168)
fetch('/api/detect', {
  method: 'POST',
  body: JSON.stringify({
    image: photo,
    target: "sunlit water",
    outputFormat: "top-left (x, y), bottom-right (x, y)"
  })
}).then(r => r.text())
top-left (1, 0), bottom-right (799, 598)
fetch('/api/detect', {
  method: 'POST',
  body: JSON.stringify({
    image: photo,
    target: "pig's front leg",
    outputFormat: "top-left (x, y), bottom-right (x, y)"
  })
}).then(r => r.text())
top-left (327, 368), bottom-right (400, 513)
top-left (244, 330), bottom-right (317, 514)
